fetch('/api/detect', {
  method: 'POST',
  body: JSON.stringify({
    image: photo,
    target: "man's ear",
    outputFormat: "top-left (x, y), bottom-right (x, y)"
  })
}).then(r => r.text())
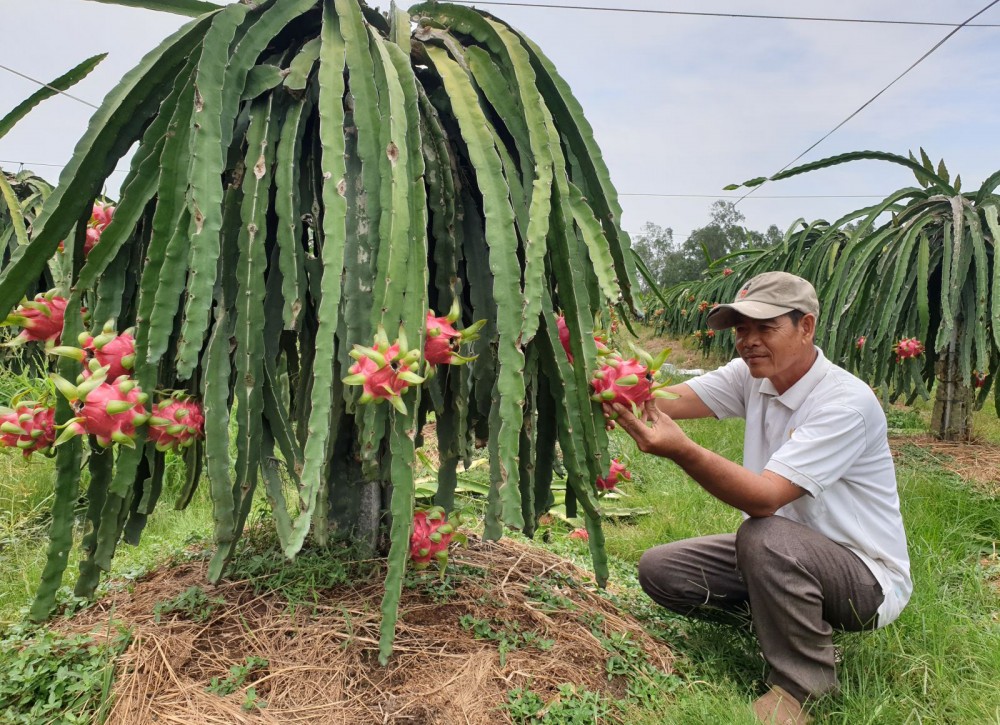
top-left (802, 313), bottom-right (816, 340)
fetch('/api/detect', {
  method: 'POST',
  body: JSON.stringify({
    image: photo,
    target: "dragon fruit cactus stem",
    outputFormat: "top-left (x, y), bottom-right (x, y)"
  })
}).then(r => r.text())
top-left (48, 319), bottom-right (136, 383)
top-left (424, 300), bottom-right (486, 369)
top-left (590, 345), bottom-right (675, 417)
top-left (343, 326), bottom-right (425, 414)
top-left (51, 361), bottom-right (149, 448)
top-left (2, 292), bottom-right (69, 345)
top-left (147, 395), bottom-right (205, 453)
top-left (0, 401), bottom-right (56, 459)
top-left (410, 507), bottom-right (463, 576)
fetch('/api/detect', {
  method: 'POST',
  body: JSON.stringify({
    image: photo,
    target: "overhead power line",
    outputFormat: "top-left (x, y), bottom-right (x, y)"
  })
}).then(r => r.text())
top-left (0, 63), bottom-right (99, 109)
top-left (735, 0), bottom-right (1000, 207)
top-left (444, 0), bottom-right (1000, 27)
top-left (621, 193), bottom-right (884, 199)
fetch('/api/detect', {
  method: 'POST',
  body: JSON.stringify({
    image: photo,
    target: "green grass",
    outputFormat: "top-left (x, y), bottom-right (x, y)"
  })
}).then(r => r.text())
top-left (1, 388), bottom-right (999, 722)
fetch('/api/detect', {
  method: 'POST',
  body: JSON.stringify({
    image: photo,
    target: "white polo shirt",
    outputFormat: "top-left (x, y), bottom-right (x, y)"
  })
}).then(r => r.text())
top-left (686, 348), bottom-right (912, 626)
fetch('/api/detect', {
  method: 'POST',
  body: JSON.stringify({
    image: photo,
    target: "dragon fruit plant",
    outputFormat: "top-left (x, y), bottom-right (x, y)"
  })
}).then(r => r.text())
top-left (50, 360), bottom-right (149, 448)
top-left (0, 1), bottom-right (644, 665)
top-left (424, 301), bottom-right (485, 368)
top-left (1, 291), bottom-right (69, 345)
top-left (409, 506), bottom-right (465, 576)
top-left (147, 394), bottom-right (204, 453)
top-left (48, 320), bottom-right (136, 382)
top-left (0, 401), bottom-right (56, 459)
top-left (590, 345), bottom-right (675, 417)
top-left (343, 327), bottom-right (425, 414)
top-left (595, 458), bottom-right (631, 492)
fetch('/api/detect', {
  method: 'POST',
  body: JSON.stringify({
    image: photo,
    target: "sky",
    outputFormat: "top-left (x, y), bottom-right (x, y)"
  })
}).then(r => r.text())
top-left (1, 0), bottom-right (999, 244)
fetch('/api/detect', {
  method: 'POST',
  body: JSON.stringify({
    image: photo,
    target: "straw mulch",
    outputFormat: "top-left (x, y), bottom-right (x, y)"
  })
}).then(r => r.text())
top-left (890, 434), bottom-right (1000, 496)
top-left (58, 535), bottom-right (673, 724)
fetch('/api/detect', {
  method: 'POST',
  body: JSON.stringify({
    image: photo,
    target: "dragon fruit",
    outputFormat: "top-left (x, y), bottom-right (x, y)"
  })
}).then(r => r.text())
top-left (343, 326), bottom-right (424, 414)
top-left (590, 346), bottom-right (674, 416)
top-left (973, 370), bottom-right (987, 388)
top-left (0, 402), bottom-right (56, 459)
top-left (596, 458), bottom-right (631, 491)
top-left (557, 314), bottom-right (612, 364)
top-left (2, 292), bottom-right (68, 345)
top-left (84, 202), bottom-right (115, 255)
top-left (51, 362), bottom-right (149, 448)
top-left (697, 301), bottom-right (710, 313)
top-left (424, 301), bottom-right (485, 367)
top-left (410, 507), bottom-right (461, 572)
top-left (49, 321), bottom-right (136, 382)
top-left (147, 395), bottom-right (204, 453)
top-left (893, 337), bottom-right (924, 362)
top-left (723, 268), bottom-right (734, 276)
top-left (856, 336), bottom-right (866, 351)
top-left (568, 528), bottom-right (589, 541)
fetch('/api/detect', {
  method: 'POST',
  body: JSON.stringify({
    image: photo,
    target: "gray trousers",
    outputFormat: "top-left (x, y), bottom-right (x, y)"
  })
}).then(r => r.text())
top-left (638, 515), bottom-right (884, 704)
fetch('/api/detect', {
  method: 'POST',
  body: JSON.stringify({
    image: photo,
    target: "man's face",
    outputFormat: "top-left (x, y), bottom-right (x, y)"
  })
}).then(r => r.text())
top-left (732, 313), bottom-right (816, 388)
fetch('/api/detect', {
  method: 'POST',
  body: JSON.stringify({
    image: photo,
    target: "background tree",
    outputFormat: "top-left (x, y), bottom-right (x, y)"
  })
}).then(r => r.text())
top-left (0, 0), bottom-right (639, 663)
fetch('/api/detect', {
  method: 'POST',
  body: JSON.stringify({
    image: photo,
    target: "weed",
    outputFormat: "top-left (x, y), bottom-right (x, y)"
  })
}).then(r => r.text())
top-left (206, 655), bottom-right (269, 697)
top-left (504, 683), bottom-right (615, 724)
top-left (524, 580), bottom-right (577, 612)
top-left (0, 623), bottom-right (131, 724)
top-left (459, 615), bottom-right (554, 666)
top-left (242, 685), bottom-right (267, 711)
top-left (152, 585), bottom-right (224, 623)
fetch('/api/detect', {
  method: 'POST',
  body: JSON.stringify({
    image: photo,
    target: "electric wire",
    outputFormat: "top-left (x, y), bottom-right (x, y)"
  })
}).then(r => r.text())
top-left (442, 0), bottom-right (1000, 28)
top-left (734, 0), bottom-right (1000, 206)
top-left (0, 63), bottom-right (99, 109)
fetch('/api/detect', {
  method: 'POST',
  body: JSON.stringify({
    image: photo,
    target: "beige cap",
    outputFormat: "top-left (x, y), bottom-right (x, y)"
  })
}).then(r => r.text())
top-left (706, 271), bottom-right (819, 330)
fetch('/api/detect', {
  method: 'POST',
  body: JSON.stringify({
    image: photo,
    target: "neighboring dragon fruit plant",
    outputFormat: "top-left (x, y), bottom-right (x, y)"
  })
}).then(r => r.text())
top-left (1, 292), bottom-right (69, 345)
top-left (590, 345), bottom-right (675, 417)
top-left (51, 361), bottom-right (149, 448)
top-left (409, 506), bottom-right (465, 575)
top-left (0, 401), bottom-right (56, 459)
top-left (147, 394), bottom-right (205, 453)
top-left (343, 326), bottom-right (424, 414)
top-left (893, 337), bottom-right (924, 362)
top-left (48, 320), bottom-right (136, 382)
top-left (596, 458), bottom-right (631, 492)
top-left (424, 301), bottom-right (485, 368)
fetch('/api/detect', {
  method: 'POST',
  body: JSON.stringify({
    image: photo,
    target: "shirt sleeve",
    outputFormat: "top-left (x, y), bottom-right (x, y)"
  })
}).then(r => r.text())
top-left (685, 357), bottom-right (749, 419)
top-left (765, 404), bottom-right (868, 497)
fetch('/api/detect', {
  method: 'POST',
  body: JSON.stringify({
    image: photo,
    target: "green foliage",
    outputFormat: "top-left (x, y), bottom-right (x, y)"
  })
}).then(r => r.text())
top-left (458, 614), bottom-right (554, 666)
top-left (504, 684), bottom-right (615, 724)
top-left (0, 624), bottom-right (129, 724)
top-left (0, 0), bottom-right (637, 661)
top-left (206, 655), bottom-right (269, 696)
top-left (152, 585), bottom-right (224, 623)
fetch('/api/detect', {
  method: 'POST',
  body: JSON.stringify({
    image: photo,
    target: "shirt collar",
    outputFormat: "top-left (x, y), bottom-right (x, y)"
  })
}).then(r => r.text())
top-left (759, 347), bottom-right (830, 410)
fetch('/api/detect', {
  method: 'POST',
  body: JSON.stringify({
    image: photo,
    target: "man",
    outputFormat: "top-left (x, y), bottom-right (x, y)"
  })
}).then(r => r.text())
top-left (607, 272), bottom-right (911, 724)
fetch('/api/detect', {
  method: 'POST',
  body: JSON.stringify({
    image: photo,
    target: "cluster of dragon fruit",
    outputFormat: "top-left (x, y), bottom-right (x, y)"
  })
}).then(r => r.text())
top-left (0, 290), bottom-right (204, 457)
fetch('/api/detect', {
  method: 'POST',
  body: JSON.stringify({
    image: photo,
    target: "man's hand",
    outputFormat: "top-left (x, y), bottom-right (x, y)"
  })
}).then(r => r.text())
top-left (603, 399), bottom-right (693, 460)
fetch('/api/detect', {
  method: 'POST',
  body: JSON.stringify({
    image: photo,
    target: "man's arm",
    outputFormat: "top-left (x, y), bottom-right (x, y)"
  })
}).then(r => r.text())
top-left (656, 382), bottom-right (716, 420)
top-left (610, 401), bottom-right (804, 516)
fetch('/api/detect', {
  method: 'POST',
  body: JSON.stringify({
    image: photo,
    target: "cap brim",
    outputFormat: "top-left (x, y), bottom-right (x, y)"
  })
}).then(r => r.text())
top-left (706, 301), bottom-right (795, 330)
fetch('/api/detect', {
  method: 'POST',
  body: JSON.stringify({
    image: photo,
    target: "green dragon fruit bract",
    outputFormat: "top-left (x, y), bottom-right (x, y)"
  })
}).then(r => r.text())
top-left (424, 301), bottom-right (485, 368)
top-left (2, 292), bottom-right (69, 345)
top-left (48, 320), bottom-right (137, 383)
top-left (0, 402), bottom-right (56, 459)
top-left (343, 326), bottom-right (424, 414)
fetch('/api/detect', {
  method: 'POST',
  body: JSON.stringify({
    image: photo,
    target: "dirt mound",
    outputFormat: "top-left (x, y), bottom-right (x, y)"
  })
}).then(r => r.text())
top-left (59, 535), bottom-right (673, 724)
top-left (890, 435), bottom-right (1000, 496)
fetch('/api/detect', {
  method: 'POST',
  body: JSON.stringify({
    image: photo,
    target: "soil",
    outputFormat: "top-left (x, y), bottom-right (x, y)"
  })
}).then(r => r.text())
top-left (889, 434), bottom-right (1000, 496)
top-left (56, 535), bottom-right (673, 724)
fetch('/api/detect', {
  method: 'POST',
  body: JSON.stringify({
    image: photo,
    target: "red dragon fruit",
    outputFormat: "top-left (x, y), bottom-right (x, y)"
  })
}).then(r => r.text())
top-left (84, 202), bottom-right (115, 255)
top-left (697, 301), bottom-right (710, 313)
top-left (723, 268), bottom-right (734, 276)
top-left (49, 321), bottom-right (136, 382)
top-left (973, 370), bottom-right (987, 388)
top-left (409, 507), bottom-right (462, 572)
top-left (568, 528), bottom-right (589, 541)
top-left (424, 301), bottom-right (485, 368)
top-left (596, 458), bottom-right (631, 491)
top-left (856, 336), bottom-right (866, 351)
top-left (147, 395), bottom-right (204, 453)
top-left (343, 326), bottom-right (424, 414)
top-left (590, 346), bottom-right (674, 416)
top-left (51, 362), bottom-right (149, 448)
top-left (557, 314), bottom-right (612, 364)
top-left (893, 337), bottom-right (924, 362)
top-left (2, 292), bottom-right (68, 345)
top-left (0, 402), bottom-right (56, 459)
